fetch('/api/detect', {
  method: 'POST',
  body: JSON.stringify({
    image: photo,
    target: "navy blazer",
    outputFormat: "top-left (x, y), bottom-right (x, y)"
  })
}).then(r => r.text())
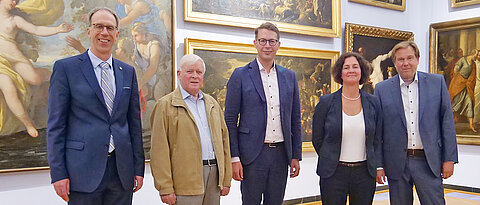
top-left (374, 72), bottom-right (458, 180)
top-left (224, 59), bottom-right (302, 165)
top-left (47, 51), bottom-right (144, 192)
top-left (312, 89), bottom-right (382, 178)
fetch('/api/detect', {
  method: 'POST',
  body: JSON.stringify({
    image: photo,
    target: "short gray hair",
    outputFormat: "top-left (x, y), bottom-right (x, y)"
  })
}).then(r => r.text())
top-left (88, 7), bottom-right (120, 27)
top-left (179, 54), bottom-right (206, 72)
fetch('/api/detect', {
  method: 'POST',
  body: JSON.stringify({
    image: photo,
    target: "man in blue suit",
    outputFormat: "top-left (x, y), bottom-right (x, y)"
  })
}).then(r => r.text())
top-left (47, 7), bottom-right (144, 204)
top-left (375, 41), bottom-right (458, 204)
top-left (224, 22), bottom-right (302, 204)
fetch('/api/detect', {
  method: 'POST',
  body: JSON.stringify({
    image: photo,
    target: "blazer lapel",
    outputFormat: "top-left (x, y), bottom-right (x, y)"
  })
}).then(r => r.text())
top-left (332, 89), bottom-right (343, 142)
top-left (418, 72), bottom-right (427, 121)
top-left (276, 65), bottom-right (287, 124)
top-left (111, 59), bottom-right (124, 115)
top-left (390, 75), bottom-right (407, 128)
top-left (79, 52), bottom-right (108, 109)
top-left (248, 60), bottom-right (266, 102)
top-left (360, 91), bottom-right (373, 142)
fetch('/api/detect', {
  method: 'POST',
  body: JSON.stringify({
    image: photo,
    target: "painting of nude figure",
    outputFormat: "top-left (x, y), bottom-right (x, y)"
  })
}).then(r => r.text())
top-left (184, 0), bottom-right (340, 37)
top-left (430, 17), bottom-right (480, 145)
top-left (0, 0), bottom-right (174, 172)
top-left (185, 38), bottom-right (339, 151)
top-left (345, 23), bottom-right (414, 94)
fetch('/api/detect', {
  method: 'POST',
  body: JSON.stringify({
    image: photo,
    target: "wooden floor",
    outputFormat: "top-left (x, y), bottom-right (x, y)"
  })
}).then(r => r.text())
top-left (301, 189), bottom-right (480, 205)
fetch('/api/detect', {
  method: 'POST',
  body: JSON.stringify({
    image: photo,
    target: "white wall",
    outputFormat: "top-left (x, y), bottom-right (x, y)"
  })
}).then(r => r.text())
top-left (1, 0), bottom-right (480, 204)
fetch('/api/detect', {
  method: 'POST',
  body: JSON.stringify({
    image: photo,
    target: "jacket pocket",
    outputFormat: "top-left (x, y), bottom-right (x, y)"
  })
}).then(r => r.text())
top-left (66, 140), bottom-right (85, 150)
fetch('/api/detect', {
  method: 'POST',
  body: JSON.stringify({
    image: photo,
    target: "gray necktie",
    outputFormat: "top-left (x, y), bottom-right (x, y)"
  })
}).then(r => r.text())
top-left (100, 62), bottom-right (115, 152)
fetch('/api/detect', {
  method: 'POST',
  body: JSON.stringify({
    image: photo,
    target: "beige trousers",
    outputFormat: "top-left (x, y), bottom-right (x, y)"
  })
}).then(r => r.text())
top-left (175, 165), bottom-right (221, 205)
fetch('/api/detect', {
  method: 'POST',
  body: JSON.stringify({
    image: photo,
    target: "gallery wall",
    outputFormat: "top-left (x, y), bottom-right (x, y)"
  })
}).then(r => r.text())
top-left (1, 0), bottom-right (480, 204)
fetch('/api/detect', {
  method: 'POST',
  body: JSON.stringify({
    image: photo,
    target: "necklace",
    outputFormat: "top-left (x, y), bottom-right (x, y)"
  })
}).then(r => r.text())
top-left (341, 92), bottom-right (361, 101)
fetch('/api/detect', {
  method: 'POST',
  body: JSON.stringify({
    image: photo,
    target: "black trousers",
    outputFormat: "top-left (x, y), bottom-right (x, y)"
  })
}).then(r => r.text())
top-left (69, 154), bottom-right (133, 205)
top-left (320, 163), bottom-right (376, 205)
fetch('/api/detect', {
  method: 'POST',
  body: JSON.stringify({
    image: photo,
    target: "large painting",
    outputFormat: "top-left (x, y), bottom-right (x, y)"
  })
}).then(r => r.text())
top-left (451, 0), bottom-right (480, 8)
top-left (430, 17), bottom-right (480, 145)
top-left (345, 23), bottom-right (414, 93)
top-left (349, 0), bottom-right (406, 11)
top-left (184, 0), bottom-right (341, 37)
top-left (185, 38), bottom-right (339, 152)
top-left (0, 0), bottom-right (174, 173)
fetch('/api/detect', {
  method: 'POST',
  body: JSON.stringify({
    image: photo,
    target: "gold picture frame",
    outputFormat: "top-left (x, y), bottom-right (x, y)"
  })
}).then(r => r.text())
top-left (184, 0), bottom-right (341, 37)
top-left (451, 0), bottom-right (480, 8)
top-left (184, 38), bottom-right (340, 151)
top-left (345, 23), bottom-right (413, 92)
top-left (349, 0), bottom-right (406, 11)
top-left (0, 0), bottom-right (176, 173)
top-left (429, 17), bottom-right (480, 145)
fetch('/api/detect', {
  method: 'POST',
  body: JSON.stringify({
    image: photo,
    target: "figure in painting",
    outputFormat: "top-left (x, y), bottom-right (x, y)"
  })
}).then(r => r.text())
top-left (131, 22), bottom-right (169, 100)
top-left (474, 53), bottom-right (480, 124)
top-left (0, 0), bottom-right (72, 137)
top-left (116, 0), bottom-right (169, 42)
top-left (449, 49), bottom-right (478, 132)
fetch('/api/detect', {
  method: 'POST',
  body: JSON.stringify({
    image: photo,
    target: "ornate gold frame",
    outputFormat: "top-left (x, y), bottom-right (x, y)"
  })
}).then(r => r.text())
top-left (349, 0), bottom-right (406, 11)
top-left (184, 0), bottom-right (341, 38)
top-left (185, 38), bottom-right (340, 152)
top-left (451, 0), bottom-right (480, 8)
top-left (0, 0), bottom-right (176, 173)
top-left (345, 23), bottom-right (414, 53)
top-left (429, 17), bottom-right (480, 145)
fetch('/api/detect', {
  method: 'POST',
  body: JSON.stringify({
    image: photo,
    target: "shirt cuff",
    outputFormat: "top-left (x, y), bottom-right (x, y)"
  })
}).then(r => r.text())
top-left (377, 167), bottom-right (384, 170)
top-left (231, 157), bottom-right (240, 163)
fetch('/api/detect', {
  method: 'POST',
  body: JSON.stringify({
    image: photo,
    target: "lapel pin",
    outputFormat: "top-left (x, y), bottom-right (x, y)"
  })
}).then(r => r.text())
top-left (119, 66), bottom-right (123, 70)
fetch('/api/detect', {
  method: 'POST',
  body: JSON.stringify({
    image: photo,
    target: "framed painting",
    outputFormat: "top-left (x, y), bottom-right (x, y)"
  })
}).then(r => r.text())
top-left (184, 0), bottom-right (341, 37)
top-left (429, 17), bottom-right (480, 145)
top-left (349, 0), bottom-right (406, 11)
top-left (184, 38), bottom-right (340, 152)
top-left (345, 23), bottom-right (413, 93)
top-left (451, 0), bottom-right (480, 8)
top-left (0, 0), bottom-right (175, 173)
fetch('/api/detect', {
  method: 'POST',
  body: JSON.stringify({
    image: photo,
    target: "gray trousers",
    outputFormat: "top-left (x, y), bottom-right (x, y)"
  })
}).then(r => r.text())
top-left (175, 165), bottom-right (221, 205)
top-left (388, 155), bottom-right (445, 205)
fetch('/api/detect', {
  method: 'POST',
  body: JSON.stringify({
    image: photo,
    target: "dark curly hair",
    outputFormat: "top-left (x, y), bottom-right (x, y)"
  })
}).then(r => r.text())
top-left (331, 52), bottom-right (371, 85)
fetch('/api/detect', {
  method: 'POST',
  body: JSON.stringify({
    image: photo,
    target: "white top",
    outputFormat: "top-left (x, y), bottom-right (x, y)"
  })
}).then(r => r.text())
top-left (399, 73), bottom-right (423, 149)
top-left (257, 58), bottom-right (284, 143)
top-left (339, 109), bottom-right (367, 162)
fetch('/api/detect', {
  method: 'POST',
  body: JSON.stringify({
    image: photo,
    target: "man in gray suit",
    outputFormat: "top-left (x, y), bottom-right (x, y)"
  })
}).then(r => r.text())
top-left (375, 41), bottom-right (458, 204)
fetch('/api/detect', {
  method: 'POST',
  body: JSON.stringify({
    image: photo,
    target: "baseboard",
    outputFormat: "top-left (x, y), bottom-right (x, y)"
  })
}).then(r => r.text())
top-left (282, 184), bottom-right (479, 204)
top-left (444, 184), bottom-right (480, 193)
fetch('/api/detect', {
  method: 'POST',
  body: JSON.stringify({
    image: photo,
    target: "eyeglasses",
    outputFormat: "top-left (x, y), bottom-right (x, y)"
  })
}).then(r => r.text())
top-left (257, 38), bottom-right (278, 46)
top-left (91, 23), bottom-right (117, 33)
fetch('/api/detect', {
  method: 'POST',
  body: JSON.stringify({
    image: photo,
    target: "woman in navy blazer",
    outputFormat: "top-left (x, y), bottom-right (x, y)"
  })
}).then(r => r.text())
top-left (312, 52), bottom-right (383, 205)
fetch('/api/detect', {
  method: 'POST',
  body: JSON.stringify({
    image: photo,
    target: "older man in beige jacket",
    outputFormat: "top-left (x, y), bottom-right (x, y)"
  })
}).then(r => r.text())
top-left (150, 54), bottom-right (232, 205)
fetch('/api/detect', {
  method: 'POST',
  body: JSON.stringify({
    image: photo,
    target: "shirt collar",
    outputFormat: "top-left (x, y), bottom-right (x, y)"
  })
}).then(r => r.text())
top-left (399, 71), bottom-right (419, 87)
top-left (179, 84), bottom-right (203, 100)
top-left (88, 49), bottom-right (113, 69)
top-left (256, 58), bottom-right (276, 72)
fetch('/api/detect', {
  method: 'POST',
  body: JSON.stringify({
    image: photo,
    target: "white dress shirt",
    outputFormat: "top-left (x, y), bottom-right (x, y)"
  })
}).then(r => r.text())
top-left (400, 73), bottom-right (424, 149)
top-left (257, 58), bottom-right (284, 143)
